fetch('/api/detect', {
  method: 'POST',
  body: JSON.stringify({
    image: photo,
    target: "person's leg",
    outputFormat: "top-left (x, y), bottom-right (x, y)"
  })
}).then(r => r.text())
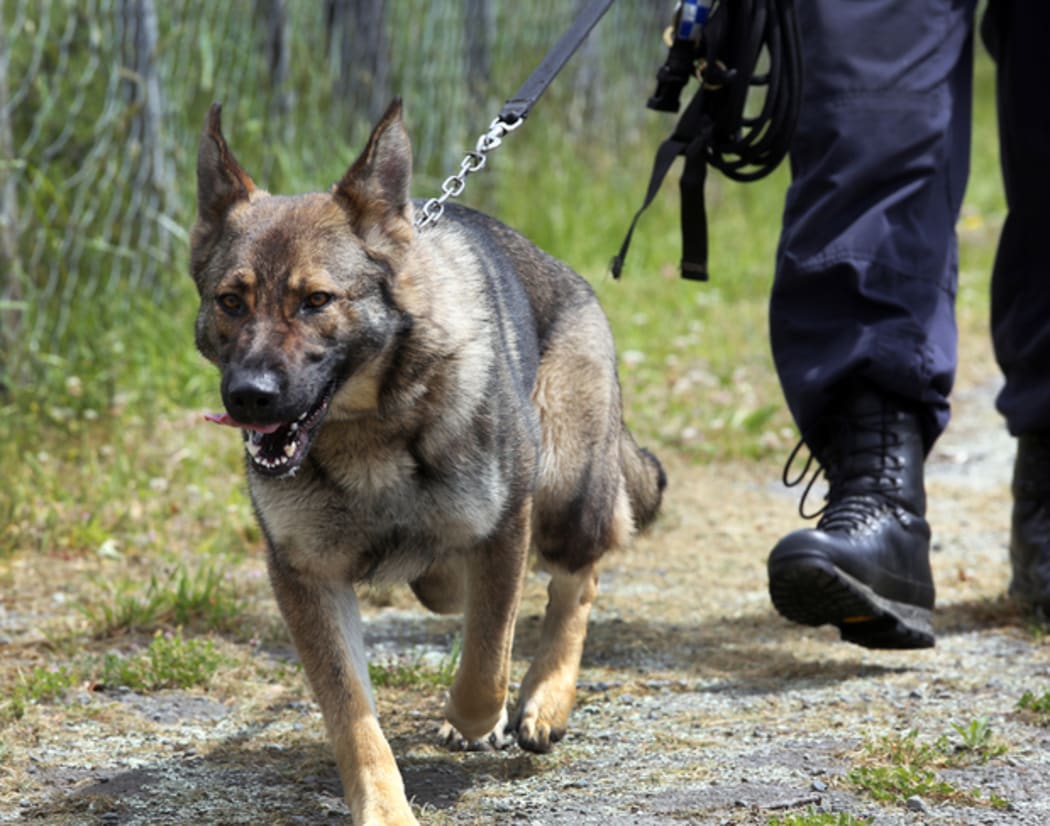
top-left (771, 0), bottom-right (976, 446)
top-left (983, 0), bottom-right (1050, 617)
top-left (767, 0), bottom-right (977, 648)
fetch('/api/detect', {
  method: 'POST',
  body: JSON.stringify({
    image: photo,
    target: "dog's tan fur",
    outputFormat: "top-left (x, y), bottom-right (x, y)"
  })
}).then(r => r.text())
top-left (189, 100), bottom-right (665, 825)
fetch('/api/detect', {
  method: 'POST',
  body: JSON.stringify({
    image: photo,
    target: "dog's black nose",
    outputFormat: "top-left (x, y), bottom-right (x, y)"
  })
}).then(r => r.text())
top-left (224, 369), bottom-right (282, 422)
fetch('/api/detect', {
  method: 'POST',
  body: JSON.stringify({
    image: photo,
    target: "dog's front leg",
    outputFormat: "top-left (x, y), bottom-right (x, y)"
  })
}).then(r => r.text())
top-left (513, 561), bottom-right (598, 753)
top-left (268, 554), bottom-right (417, 826)
top-left (442, 500), bottom-right (530, 750)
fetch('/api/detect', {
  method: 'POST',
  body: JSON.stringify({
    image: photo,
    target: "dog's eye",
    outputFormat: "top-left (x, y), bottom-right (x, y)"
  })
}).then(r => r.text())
top-left (303, 292), bottom-right (333, 311)
top-left (217, 293), bottom-right (244, 315)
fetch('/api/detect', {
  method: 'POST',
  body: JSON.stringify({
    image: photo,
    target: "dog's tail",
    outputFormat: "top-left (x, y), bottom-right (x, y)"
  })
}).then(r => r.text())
top-left (621, 427), bottom-right (666, 531)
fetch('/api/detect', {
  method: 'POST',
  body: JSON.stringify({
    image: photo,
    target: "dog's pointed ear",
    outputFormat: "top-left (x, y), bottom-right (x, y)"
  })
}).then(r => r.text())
top-left (196, 103), bottom-right (256, 229)
top-left (334, 99), bottom-right (413, 230)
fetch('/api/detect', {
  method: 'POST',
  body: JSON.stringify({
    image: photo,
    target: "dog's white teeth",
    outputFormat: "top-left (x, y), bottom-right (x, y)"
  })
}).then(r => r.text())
top-left (297, 410), bottom-right (308, 422)
top-left (246, 441), bottom-right (260, 458)
top-left (290, 422), bottom-right (299, 432)
top-left (284, 442), bottom-right (296, 458)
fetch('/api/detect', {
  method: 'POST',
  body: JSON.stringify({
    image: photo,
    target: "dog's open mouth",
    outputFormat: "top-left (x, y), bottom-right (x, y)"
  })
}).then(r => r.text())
top-left (205, 384), bottom-right (335, 478)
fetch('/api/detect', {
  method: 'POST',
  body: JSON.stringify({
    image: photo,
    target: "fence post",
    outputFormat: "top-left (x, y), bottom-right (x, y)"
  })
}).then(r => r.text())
top-left (0, 21), bottom-right (21, 384)
top-left (464, 0), bottom-right (491, 99)
top-left (257, 0), bottom-right (291, 121)
top-left (325, 0), bottom-right (389, 122)
top-left (120, 0), bottom-right (175, 292)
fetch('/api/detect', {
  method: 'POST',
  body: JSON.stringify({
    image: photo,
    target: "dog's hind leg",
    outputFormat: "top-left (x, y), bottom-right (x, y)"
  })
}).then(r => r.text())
top-left (268, 556), bottom-right (418, 826)
top-left (441, 500), bottom-right (530, 750)
top-left (516, 307), bottom-right (632, 752)
top-left (512, 561), bottom-right (598, 753)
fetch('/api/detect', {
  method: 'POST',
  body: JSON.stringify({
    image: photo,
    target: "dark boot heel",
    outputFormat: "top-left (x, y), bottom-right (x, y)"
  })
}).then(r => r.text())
top-left (1009, 433), bottom-right (1050, 620)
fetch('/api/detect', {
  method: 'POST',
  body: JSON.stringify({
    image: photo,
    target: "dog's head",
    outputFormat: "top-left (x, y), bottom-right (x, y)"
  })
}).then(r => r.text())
top-left (190, 99), bottom-right (415, 478)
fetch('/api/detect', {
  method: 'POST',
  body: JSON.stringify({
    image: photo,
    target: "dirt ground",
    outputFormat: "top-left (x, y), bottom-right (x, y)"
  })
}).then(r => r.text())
top-left (4, 337), bottom-right (1050, 825)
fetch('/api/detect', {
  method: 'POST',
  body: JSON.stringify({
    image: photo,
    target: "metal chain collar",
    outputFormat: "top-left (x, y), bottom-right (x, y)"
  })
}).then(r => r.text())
top-left (414, 116), bottom-right (524, 230)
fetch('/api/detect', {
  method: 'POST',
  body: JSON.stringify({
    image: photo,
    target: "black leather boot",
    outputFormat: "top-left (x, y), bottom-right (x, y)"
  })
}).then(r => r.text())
top-left (1009, 433), bottom-right (1050, 620)
top-left (767, 389), bottom-right (935, 649)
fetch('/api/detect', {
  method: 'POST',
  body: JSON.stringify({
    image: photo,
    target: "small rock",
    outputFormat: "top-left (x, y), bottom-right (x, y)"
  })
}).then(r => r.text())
top-left (811, 780), bottom-right (827, 792)
top-left (905, 795), bottom-right (929, 813)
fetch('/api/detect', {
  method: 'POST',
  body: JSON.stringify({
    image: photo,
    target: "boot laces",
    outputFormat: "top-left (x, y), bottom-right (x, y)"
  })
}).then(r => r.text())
top-left (783, 408), bottom-right (905, 528)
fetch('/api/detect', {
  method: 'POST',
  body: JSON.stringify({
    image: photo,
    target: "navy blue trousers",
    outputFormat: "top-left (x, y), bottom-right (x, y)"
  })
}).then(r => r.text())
top-left (770, 0), bottom-right (1050, 451)
top-left (986, 1), bottom-right (1050, 436)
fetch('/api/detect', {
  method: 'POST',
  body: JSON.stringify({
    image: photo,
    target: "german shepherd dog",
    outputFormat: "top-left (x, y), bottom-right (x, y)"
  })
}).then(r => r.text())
top-left (190, 99), bottom-right (665, 825)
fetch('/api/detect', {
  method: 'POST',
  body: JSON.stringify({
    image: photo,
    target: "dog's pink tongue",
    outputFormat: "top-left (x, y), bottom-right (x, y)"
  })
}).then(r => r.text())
top-left (204, 412), bottom-right (283, 434)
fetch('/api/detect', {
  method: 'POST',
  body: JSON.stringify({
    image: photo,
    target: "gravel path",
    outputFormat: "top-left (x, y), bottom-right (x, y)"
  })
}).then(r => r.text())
top-left (4, 359), bottom-right (1050, 825)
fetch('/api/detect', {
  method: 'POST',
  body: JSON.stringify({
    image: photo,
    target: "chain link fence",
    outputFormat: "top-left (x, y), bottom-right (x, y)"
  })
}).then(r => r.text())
top-left (0, 0), bottom-right (669, 390)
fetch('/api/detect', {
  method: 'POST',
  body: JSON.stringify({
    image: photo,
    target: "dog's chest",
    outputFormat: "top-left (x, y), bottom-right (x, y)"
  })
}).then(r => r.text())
top-left (250, 438), bottom-right (512, 584)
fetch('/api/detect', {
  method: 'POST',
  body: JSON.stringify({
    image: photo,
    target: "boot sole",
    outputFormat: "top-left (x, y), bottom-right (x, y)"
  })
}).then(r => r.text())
top-left (769, 555), bottom-right (934, 650)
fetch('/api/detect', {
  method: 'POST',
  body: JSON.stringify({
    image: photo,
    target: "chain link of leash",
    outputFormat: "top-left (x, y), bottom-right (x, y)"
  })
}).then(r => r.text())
top-left (414, 116), bottom-right (525, 230)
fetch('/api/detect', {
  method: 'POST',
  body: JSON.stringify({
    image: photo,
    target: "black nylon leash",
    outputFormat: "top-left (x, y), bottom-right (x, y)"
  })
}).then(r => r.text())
top-left (611, 0), bottom-right (802, 280)
top-left (417, 0), bottom-right (616, 228)
top-left (499, 0), bottom-right (616, 125)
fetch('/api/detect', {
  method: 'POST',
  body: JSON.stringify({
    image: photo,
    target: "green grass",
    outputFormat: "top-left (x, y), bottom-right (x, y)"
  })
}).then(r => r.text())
top-left (79, 564), bottom-right (246, 637)
top-left (2, 630), bottom-right (225, 723)
top-left (2, 666), bottom-right (78, 723)
top-left (948, 716), bottom-right (1008, 761)
top-left (848, 764), bottom-right (962, 804)
top-left (1016, 690), bottom-right (1050, 718)
top-left (369, 638), bottom-right (462, 690)
top-left (98, 629), bottom-right (226, 692)
top-left (847, 725), bottom-right (1010, 810)
top-left (767, 810), bottom-right (871, 826)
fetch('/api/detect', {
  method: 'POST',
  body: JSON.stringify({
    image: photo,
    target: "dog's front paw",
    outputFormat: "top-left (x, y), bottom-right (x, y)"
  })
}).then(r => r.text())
top-left (512, 686), bottom-right (572, 754)
top-left (439, 705), bottom-right (513, 752)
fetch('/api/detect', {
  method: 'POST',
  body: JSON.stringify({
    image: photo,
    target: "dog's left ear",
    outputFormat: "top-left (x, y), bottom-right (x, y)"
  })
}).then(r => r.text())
top-left (334, 99), bottom-right (413, 231)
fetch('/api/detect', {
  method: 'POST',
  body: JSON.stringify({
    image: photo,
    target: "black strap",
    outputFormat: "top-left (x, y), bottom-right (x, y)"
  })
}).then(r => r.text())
top-left (498, 0), bottom-right (616, 125)
top-left (678, 134), bottom-right (710, 281)
top-left (611, 82), bottom-right (714, 280)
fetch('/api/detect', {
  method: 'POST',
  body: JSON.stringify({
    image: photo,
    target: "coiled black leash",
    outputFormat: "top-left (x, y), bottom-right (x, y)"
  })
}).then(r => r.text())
top-left (611, 0), bottom-right (802, 280)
